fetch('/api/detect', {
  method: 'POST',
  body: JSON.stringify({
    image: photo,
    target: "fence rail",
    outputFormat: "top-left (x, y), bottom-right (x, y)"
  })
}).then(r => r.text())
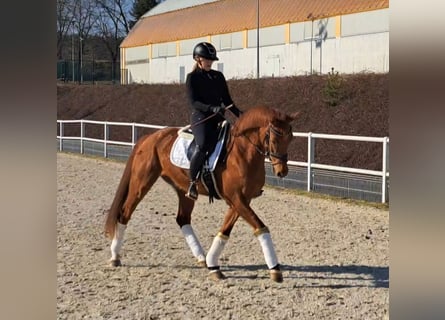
top-left (57, 119), bottom-right (389, 203)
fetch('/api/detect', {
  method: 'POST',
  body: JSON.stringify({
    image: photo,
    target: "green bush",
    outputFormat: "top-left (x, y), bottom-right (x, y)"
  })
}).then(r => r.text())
top-left (323, 67), bottom-right (344, 107)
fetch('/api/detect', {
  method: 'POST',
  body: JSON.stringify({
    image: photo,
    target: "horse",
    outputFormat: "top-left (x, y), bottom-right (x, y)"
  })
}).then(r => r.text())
top-left (104, 105), bottom-right (300, 282)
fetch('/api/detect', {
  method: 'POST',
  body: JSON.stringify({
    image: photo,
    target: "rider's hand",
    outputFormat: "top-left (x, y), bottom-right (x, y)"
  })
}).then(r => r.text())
top-left (210, 106), bottom-right (224, 114)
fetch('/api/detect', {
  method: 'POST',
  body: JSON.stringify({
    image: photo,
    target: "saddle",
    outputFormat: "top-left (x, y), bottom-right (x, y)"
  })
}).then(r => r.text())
top-left (170, 121), bottom-right (231, 202)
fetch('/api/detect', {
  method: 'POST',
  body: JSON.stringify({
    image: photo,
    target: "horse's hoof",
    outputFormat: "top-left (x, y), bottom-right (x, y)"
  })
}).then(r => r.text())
top-left (208, 270), bottom-right (226, 281)
top-left (197, 260), bottom-right (207, 268)
top-left (270, 269), bottom-right (283, 283)
top-left (109, 259), bottom-right (122, 267)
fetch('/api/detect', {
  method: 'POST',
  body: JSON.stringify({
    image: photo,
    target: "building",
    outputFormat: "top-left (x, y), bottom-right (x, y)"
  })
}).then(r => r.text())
top-left (120, 0), bottom-right (389, 84)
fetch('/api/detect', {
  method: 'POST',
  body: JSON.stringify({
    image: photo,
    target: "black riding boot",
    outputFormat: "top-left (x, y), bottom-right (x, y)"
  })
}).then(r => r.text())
top-left (186, 145), bottom-right (206, 200)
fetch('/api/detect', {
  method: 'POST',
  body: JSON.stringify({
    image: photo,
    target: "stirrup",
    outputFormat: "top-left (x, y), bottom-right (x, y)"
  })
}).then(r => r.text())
top-left (186, 181), bottom-right (198, 200)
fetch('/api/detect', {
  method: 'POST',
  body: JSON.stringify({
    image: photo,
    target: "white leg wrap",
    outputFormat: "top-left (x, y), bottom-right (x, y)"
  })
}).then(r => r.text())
top-left (110, 222), bottom-right (127, 260)
top-left (181, 224), bottom-right (206, 261)
top-left (206, 233), bottom-right (229, 268)
top-left (257, 232), bottom-right (279, 269)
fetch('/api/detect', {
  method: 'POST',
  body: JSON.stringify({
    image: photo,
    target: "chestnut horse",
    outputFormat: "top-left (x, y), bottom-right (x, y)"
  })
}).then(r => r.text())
top-left (104, 106), bottom-right (299, 282)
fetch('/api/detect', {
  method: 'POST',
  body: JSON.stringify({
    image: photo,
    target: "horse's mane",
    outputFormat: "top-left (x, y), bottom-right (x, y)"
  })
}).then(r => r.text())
top-left (232, 106), bottom-right (290, 136)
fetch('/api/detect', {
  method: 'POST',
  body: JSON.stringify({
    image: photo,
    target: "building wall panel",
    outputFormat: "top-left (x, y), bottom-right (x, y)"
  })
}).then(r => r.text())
top-left (125, 46), bottom-right (150, 61)
top-left (247, 25), bottom-right (286, 47)
top-left (342, 8), bottom-right (389, 36)
top-left (127, 63), bottom-right (150, 84)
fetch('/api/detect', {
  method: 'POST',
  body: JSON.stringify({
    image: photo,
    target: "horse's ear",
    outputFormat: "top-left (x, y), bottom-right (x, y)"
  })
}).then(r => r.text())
top-left (287, 111), bottom-right (301, 123)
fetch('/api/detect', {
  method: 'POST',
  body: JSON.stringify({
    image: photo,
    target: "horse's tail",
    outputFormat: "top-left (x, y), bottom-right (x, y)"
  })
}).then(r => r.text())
top-left (104, 150), bottom-right (135, 240)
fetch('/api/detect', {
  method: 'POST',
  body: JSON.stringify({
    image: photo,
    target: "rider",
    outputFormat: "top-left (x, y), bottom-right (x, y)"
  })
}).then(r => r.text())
top-left (185, 42), bottom-right (243, 200)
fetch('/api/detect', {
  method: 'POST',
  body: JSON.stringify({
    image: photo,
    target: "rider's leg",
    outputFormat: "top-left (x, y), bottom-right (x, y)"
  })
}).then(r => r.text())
top-left (186, 116), bottom-right (219, 200)
top-left (186, 144), bottom-right (206, 200)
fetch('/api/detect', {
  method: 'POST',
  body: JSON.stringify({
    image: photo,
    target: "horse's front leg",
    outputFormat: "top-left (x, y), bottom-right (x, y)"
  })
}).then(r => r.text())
top-left (206, 207), bottom-right (239, 281)
top-left (231, 197), bottom-right (283, 283)
top-left (253, 226), bottom-right (283, 283)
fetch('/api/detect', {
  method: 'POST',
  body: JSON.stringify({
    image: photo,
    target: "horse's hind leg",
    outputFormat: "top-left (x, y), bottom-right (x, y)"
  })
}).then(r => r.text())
top-left (110, 222), bottom-right (126, 266)
top-left (109, 161), bottom-right (161, 267)
top-left (175, 190), bottom-right (206, 267)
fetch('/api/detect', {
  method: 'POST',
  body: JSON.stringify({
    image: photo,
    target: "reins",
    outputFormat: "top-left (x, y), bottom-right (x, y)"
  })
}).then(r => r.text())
top-left (182, 104), bottom-right (234, 131)
top-left (181, 105), bottom-right (289, 167)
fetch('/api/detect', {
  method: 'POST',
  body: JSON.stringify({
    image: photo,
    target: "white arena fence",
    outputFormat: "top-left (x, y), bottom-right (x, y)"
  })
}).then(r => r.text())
top-left (57, 120), bottom-right (389, 203)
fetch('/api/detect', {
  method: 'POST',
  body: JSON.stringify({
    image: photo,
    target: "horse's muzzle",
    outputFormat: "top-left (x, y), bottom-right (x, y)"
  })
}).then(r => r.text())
top-left (274, 163), bottom-right (289, 178)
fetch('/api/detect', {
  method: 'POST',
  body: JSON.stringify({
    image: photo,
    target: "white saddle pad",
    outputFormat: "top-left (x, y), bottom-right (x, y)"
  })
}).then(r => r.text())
top-left (170, 126), bottom-right (227, 171)
top-left (170, 133), bottom-right (193, 169)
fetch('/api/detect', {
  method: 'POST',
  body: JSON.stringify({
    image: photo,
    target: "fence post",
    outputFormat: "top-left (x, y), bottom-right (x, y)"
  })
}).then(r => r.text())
top-left (132, 123), bottom-right (137, 148)
top-left (59, 122), bottom-right (63, 151)
top-left (381, 137), bottom-right (389, 203)
top-left (104, 122), bottom-right (109, 158)
top-left (80, 121), bottom-right (85, 154)
top-left (307, 132), bottom-right (315, 192)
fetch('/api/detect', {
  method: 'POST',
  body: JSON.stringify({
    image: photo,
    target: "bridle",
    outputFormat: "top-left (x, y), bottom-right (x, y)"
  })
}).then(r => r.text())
top-left (264, 124), bottom-right (291, 166)
top-left (242, 123), bottom-right (291, 166)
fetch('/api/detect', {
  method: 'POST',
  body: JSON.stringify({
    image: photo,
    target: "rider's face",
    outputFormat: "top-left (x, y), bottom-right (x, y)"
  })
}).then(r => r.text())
top-left (197, 57), bottom-right (214, 71)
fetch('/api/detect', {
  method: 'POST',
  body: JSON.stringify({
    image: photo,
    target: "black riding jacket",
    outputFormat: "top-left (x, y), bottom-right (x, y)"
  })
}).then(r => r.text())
top-left (186, 68), bottom-right (241, 118)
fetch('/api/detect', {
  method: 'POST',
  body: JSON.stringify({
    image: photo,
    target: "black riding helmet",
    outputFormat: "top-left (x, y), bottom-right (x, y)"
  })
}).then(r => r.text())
top-left (193, 42), bottom-right (219, 61)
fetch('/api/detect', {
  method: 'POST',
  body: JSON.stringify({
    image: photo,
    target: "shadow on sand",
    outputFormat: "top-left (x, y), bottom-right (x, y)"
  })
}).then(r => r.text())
top-left (119, 261), bottom-right (388, 288)
top-left (224, 264), bottom-right (389, 288)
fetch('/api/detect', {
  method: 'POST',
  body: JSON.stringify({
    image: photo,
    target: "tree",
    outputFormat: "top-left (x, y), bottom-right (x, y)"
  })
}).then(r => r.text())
top-left (129, 0), bottom-right (158, 28)
top-left (57, 0), bottom-right (76, 60)
top-left (56, 0), bottom-right (163, 82)
top-left (94, 0), bottom-right (133, 82)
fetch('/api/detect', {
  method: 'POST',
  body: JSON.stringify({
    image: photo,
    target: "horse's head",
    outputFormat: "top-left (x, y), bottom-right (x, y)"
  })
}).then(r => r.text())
top-left (232, 106), bottom-right (300, 178)
top-left (265, 111), bottom-right (299, 177)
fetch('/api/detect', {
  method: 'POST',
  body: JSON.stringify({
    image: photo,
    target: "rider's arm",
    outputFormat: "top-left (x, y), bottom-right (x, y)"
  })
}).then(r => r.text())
top-left (219, 73), bottom-right (243, 117)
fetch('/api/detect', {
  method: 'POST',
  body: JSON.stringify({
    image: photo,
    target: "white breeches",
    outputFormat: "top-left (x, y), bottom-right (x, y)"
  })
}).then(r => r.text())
top-left (206, 232), bottom-right (229, 268)
top-left (110, 222), bottom-right (127, 260)
top-left (181, 224), bottom-right (206, 262)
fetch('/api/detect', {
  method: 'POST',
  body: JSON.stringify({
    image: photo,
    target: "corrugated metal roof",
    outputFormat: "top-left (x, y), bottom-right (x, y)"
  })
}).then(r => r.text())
top-left (143, 0), bottom-right (219, 17)
top-left (121, 0), bottom-right (389, 48)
